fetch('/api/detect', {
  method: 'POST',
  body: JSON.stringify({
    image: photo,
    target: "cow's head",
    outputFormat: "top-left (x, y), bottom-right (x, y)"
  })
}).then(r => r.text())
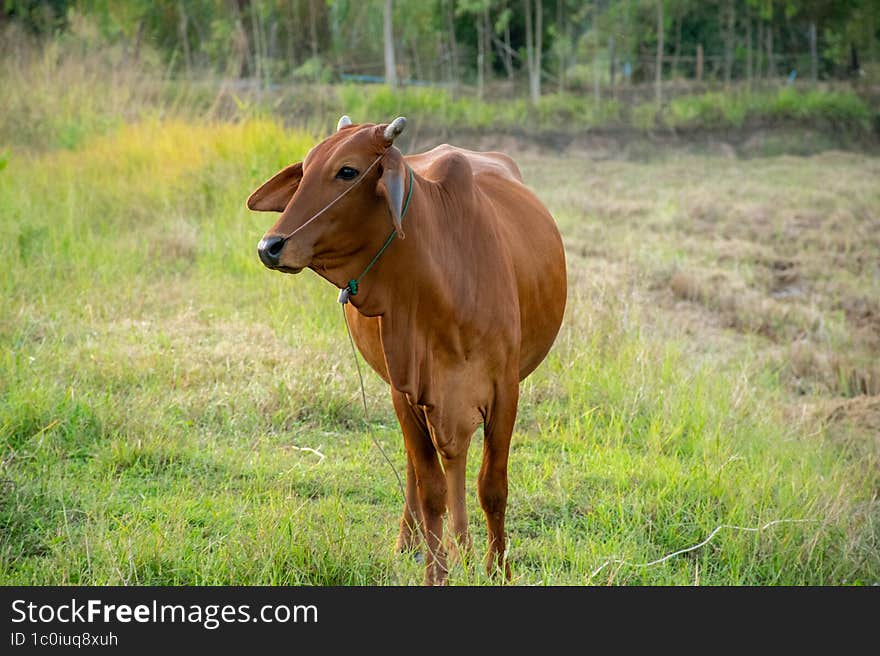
top-left (249, 116), bottom-right (408, 277)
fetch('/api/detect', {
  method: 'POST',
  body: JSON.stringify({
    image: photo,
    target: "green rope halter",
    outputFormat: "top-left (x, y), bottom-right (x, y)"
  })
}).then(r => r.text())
top-left (338, 164), bottom-right (414, 305)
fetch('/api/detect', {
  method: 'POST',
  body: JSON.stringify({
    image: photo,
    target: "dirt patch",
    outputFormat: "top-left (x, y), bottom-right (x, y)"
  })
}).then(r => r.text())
top-left (669, 271), bottom-right (703, 303)
top-left (145, 218), bottom-right (200, 267)
top-left (826, 395), bottom-right (880, 451)
top-left (665, 267), bottom-right (821, 342)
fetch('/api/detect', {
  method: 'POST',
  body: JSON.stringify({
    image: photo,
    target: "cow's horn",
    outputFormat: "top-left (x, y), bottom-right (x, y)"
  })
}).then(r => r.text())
top-left (337, 115), bottom-right (353, 131)
top-left (383, 116), bottom-right (407, 142)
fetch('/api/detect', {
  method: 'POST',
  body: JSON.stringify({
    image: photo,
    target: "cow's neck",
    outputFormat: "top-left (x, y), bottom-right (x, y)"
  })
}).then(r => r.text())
top-left (321, 175), bottom-right (450, 315)
top-left (332, 174), bottom-right (489, 400)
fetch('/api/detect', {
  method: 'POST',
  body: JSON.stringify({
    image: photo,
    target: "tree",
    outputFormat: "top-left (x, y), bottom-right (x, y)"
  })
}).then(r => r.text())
top-left (444, 0), bottom-right (460, 89)
top-left (5, 0), bottom-right (877, 89)
top-left (551, 0), bottom-right (566, 92)
top-left (523, 0), bottom-right (542, 104)
top-left (655, 0), bottom-right (663, 103)
top-left (383, 0), bottom-right (397, 87)
top-left (722, 0), bottom-right (735, 87)
top-left (494, 3), bottom-right (516, 82)
top-left (460, 0), bottom-right (494, 100)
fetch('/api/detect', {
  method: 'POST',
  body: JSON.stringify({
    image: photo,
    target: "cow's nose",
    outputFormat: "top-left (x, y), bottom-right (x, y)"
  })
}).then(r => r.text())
top-left (257, 235), bottom-right (285, 267)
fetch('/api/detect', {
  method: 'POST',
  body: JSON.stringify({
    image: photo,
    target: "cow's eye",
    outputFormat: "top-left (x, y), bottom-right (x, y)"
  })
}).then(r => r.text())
top-left (336, 166), bottom-right (359, 180)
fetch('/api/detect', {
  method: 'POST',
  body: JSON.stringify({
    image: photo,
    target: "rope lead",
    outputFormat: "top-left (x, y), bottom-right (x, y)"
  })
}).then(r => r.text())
top-left (338, 164), bottom-right (414, 305)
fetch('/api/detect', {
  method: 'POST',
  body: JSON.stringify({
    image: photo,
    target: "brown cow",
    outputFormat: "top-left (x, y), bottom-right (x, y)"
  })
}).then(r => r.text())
top-left (248, 116), bottom-right (566, 585)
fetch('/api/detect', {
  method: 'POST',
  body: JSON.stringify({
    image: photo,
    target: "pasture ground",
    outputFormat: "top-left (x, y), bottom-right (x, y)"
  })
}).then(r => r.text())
top-left (1, 119), bottom-right (878, 585)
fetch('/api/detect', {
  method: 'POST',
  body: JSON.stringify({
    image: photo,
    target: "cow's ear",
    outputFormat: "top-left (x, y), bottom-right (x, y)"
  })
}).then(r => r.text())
top-left (376, 148), bottom-right (407, 239)
top-left (247, 162), bottom-right (303, 212)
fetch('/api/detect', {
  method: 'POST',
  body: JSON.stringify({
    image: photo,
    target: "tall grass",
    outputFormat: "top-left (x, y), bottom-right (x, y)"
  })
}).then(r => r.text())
top-left (664, 87), bottom-right (873, 132)
top-left (337, 84), bottom-right (874, 135)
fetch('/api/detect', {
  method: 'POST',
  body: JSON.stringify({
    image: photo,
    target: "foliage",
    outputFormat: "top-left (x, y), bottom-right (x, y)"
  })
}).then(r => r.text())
top-left (2, 0), bottom-right (878, 87)
top-left (663, 88), bottom-right (873, 132)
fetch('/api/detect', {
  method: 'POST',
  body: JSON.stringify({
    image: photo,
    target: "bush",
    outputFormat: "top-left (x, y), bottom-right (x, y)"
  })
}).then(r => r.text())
top-left (632, 103), bottom-right (659, 132)
top-left (660, 88), bottom-right (872, 133)
top-left (772, 88), bottom-right (871, 130)
top-left (292, 57), bottom-right (333, 84)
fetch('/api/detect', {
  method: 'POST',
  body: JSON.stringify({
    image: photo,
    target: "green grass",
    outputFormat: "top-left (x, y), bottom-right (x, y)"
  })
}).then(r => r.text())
top-left (335, 84), bottom-right (875, 136)
top-left (663, 87), bottom-right (874, 132)
top-left (1, 116), bottom-right (878, 585)
top-left (335, 84), bottom-right (627, 133)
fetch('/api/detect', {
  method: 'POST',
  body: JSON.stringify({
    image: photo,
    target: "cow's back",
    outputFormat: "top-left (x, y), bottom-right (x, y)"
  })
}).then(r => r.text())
top-left (409, 144), bottom-right (523, 184)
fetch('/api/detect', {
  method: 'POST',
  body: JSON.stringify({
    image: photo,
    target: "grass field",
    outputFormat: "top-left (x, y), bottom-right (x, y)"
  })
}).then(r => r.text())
top-left (1, 113), bottom-right (879, 585)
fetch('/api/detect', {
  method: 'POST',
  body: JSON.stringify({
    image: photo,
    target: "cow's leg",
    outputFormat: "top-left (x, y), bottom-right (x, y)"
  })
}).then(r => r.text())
top-left (442, 449), bottom-right (473, 563)
top-left (478, 381), bottom-right (519, 580)
top-left (391, 389), bottom-right (448, 585)
top-left (395, 452), bottom-right (424, 554)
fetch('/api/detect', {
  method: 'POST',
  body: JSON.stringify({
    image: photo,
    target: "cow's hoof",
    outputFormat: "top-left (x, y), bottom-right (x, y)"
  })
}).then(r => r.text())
top-left (395, 543), bottom-right (424, 565)
top-left (395, 526), bottom-right (420, 554)
top-left (445, 535), bottom-right (473, 565)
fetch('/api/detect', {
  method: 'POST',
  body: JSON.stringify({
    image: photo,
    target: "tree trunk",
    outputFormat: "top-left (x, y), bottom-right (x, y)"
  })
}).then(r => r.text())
top-left (724, 0), bottom-right (735, 88)
top-left (477, 12), bottom-right (485, 99)
top-left (504, 16), bottom-right (514, 80)
top-left (496, 33), bottom-right (514, 81)
top-left (672, 10), bottom-right (682, 77)
top-left (849, 43), bottom-right (859, 76)
top-left (608, 35), bottom-right (615, 89)
top-left (231, 0), bottom-right (251, 79)
top-left (132, 19), bottom-right (145, 65)
top-left (556, 0), bottom-right (562, 93)
top-left (696, 43), bottom-right (703, 82)
top-left (484, 6), bottom-right (492, 92)
top-left (308, 0), bottom-right (319, 60)
top-left (756, 20), bottom-right (763, 80)
top-left (592, 4), bottom-right (600, 102)
top-left (746, 11), bottom-right (753, 88)
top-left (766, 22), bottom-right (774, 80)
top-left (249, 0), bottom-right (262, 84)
top-left (383, 0), bottom-right (398, 88)
top-left (177, 1), bottom-right (192, 77)
top-left (655, 0), bottom-right (663, 104)
top-left (556, 0), bottom-right (565, 93)
top-left (535, 0), bottom-right (543, 101)
top-left (444, 0), bottom-right (458, 90)
top-left (256, 0), bottom-right (269, 86)
top-left (410, 36), bottom-right (422, 82)
top-left (809, 21), bottom-right (818, 83)
top-left (269, 21), bottom-right (278, 72)
top-left (592, 39), bottom-right (600, 102)
top-left (284, 1), bottom-right (296, 73)
top-left (524, 0), bottom-right (534, 99)
top-left (524, 0), bottom-right (542, 104)
top-left (435, 32), bottom-right (443, 82)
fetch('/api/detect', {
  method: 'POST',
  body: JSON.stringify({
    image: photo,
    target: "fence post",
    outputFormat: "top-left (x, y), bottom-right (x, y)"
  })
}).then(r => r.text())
top-left (809, 22), bottom-right (818, 83)
top-left (654, 0), bottom-right (663, 104)
top-left (609, 35), bottom-right (615, 89)
top-left (696, 44), bottom-right (703, 83)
